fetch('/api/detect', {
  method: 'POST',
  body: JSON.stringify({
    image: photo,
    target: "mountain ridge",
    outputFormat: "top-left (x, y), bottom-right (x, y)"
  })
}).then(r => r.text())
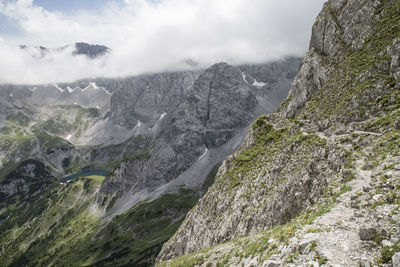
top-left (156, 0), bottom-right (400, 265)
top-left (19, 42), bottom-right (110, 59)
top-left (0, 58), bottom-right (302, 266)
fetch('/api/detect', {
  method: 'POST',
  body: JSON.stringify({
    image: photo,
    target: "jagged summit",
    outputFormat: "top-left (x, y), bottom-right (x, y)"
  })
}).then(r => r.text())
top-left (19, 42), bottom-right (110, 59)
top-left (73, 42), bottom-right (110, 58)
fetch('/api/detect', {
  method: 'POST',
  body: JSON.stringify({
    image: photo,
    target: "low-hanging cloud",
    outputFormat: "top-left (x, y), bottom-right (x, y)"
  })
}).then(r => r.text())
top-left (0, 0), bottom-right (326, 85)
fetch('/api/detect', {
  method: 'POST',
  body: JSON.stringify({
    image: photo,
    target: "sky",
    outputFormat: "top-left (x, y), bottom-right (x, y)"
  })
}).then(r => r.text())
top-left (0, 0), bottom-right (326, 84)
top-left (33, 0), bottom-right (121, 12)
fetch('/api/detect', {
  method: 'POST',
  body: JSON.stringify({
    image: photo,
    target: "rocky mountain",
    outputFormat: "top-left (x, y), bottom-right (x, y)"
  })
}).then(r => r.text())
top-left (156, 0), bottom-right (400, 266)
top-left (0, 57), bottom-right (301, 266)
top-left (73, 42), bottom-right (110, 58)
top-left (19, 42), bottom-right (110, 59)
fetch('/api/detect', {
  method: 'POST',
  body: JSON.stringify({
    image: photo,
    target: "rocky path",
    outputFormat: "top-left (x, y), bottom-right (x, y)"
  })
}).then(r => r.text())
top-left (285, 155), bottom-right (400, 267)
top-left (310, 160), bottom-right (374, 266)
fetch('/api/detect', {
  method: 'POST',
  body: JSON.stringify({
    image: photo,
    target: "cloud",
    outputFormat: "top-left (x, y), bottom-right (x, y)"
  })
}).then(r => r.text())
top-left (0, 0), bottom-right (326, 84)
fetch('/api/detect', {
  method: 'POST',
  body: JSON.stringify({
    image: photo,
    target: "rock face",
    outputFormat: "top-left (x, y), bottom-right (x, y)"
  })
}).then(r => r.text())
top-left (393, 253), bottom-right (400, 267)
top-left (98, 60), bottom-right (301, 214)
top-left (389, 38), bottom-right (400, 81)
top-left (73, 42), bottom-right (110, 58)
top-left (286, 0), bottom-right (380, 118)
top-left (157, 0), bottom-right (400, 265)
top-left (109, 71), bottom-right (201, 128)
top-left (107, 57), bottom-right (301, 129)
top-left (0, 58), bottom-right (301, 265)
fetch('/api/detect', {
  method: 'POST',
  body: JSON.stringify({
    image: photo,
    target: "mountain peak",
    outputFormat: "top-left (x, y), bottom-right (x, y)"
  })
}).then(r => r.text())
top-left (19, 42), bottom-right (111, 59)
top-left (73, 42), bottom-right (110, 58)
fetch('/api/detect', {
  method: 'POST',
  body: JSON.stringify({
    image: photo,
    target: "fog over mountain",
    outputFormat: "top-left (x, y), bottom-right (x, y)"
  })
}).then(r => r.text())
top-left (2, 0), bottom-right (399, 266)
top-left (0, 0), bottom-right (325, 84)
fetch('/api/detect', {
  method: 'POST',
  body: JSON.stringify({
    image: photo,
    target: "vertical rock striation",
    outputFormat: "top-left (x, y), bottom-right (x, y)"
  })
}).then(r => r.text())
top-left (157, 0), bottom-right (400, 263)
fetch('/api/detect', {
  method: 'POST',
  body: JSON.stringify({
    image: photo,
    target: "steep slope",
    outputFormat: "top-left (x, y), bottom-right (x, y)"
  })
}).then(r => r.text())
top-left (0, 175), bottom-right (199, 267)
top-left (0, 59), bottom-right (301, 266)
top-left (0, 175), bottom-right (105, 267)
top-left (157, 0), bottom-right (400, 266)
top-left (96, 60), bottom-right (301, 217)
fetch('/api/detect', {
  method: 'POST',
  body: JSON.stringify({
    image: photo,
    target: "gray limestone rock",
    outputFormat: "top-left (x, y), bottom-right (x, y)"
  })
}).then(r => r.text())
top-left (156, 0), bottom-right (400, 264)
top-left (262, 260), bottom-right (281, 267)
top-left (393, 252), bottom-right (400, 267)
top-left (359, 227), bottom-right (377, 241)
top-left (359, 256), bottom-right (371, 267)
top-left (1, 58), bottom-right (299, 214)
top-left (73, 42), bottom-right (110, 58)
top-left (284, 53), bottom-right (328, 118)
top-left (389, 38), bottom-right (400, 81)
top-left (99, 60), bottom-right (300, 214)
top-left (285, 0), bottom-right (383, 119)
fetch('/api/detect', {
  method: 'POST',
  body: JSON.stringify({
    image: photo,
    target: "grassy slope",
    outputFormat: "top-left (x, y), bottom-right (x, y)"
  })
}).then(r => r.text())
top-left (157, 1), bottom-right (400, 265)
top-left (0, 174), bottom-right (198, 267)
top-left (85, 189), bottom-right (199, 267)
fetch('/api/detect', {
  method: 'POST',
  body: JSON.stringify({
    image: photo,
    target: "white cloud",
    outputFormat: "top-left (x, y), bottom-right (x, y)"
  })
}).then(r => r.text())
top-left (0, 0), bottom-right (326, 84)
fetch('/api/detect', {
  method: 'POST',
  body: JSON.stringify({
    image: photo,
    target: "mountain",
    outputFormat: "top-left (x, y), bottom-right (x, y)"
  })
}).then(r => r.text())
top-left (73, 42), bottom-right (110, 58)
top-left (0, 57), bottom-right (301, 266)
top-left (156, 0), bottom-right (400, 266)
top-left (19, 42), bottom-right (110, 59)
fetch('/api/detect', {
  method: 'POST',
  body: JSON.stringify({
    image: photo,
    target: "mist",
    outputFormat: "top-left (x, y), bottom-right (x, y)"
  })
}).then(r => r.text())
top-left (0, 0), bottom-right (326, 84)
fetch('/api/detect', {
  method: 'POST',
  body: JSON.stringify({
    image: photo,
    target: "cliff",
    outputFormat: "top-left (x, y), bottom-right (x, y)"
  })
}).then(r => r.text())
top-left (157, 0), bottom-right (400, 266)
top-left (0, 59), bottom-right (301, 266)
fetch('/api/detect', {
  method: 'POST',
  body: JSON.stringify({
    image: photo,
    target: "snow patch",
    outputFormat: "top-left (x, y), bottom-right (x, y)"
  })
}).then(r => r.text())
top-left (90, 82), bottom-right (99, 89)
top-left (85, 82), bottom-right (112, 95)
top-left (52, 83), bottom-right (65, 92)
top-left (199, 148), bottom-right (208, 160)
top-left (252, 80), bottom-right (267, 87)
top-left (242, 72), bottom-right (248, 84)
top-left (83, 82), bottom-right (99, 91)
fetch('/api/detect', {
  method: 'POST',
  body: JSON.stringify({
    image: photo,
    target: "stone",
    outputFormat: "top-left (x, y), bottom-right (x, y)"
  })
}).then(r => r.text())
top-left (359, 256), bottom-right (370, 267)
top-left (363, 185), bottom-right (372, 192)
top-left (389, 38), bottom-right (400, 81)
top-left (362, 164), bottom-right (373, 170)
top-left (351, 202), bottom-right (360, 209)
top-left (394, 119), bottom-right (400, 130)
top-left (298, 235), bottom-right (317, 254)
top-left (372, 194), bottom-right (385, 203)
top-left (262, 260), bottom-right (281, 267)
top-left (393, 252), bottom-right (400, 267)
top-left (359, 228), bottom-right (377, 241)
top-left (342, 169), bottom-right (353, 180)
